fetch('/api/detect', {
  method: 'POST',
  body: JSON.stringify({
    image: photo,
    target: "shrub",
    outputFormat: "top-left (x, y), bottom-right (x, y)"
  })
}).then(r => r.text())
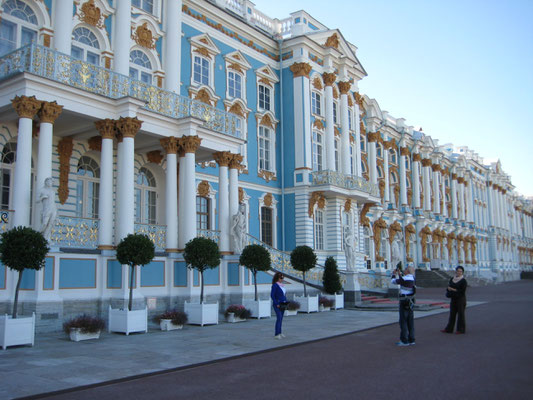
top-left (184, 237), bottom-right (221, 303)
top-left (63, 314), bottom-right (105, 335)
top-left (239, 244), bottom-right (271, 301)
top-left (224, 305), bottom-right (252, 319)
top-left (290, 245), bottom-right (317, 296)
top-left (153, 309), bottom-right (188, 326)
top-left (319, 296), bottom-right (334, 308)
top-left (287, 301), bottom-right (300, 311)
top-left (322, 256), bottom-right (342, 295)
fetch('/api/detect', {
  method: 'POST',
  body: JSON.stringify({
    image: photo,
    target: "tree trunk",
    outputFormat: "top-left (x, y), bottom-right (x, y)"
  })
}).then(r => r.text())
top-left (128, 265), bottom-right (135, 311)
top-left (253, 270), bottom-right (258, 301)
top-left (303, 272), bottom-right (307, 297)
top-left (12, 270), bottom-right (23, 318)
top-left (200, 270), bottom-right (204, 304)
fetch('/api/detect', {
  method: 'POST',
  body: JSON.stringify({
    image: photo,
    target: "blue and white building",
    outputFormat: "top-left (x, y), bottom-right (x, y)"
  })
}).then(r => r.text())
top-left (0, 0), bottom-right (531, 332)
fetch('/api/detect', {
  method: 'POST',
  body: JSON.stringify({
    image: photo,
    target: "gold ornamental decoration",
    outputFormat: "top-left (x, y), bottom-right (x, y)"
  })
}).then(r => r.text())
top-left (147, 150), bottom-right (163, 165)
top-left (290, 62), bottom-right (312, 78)
top-left (367, 132), bottom-right (379, 143)
top-left (229, 153), bottom-right (243, 170)
top-left (38, 101), bottom-right (63, 124)
top-left (338, 81), bottom-right (351, 95)
top-left (420, 225), bottom-right (432, 262)
top-left (372, 217), bottom-right (388, 262)
top-left (400, 147), bottom-right (410, 157)
top-left (88, 136), bottom-right (102, 152)
top-left (313, 119), bottom-right (325, 130)
top-left (197, 180), bottom-right (210, 197)
top-left (333, 87), bottom-right (339, 99)
top-left (405, 224), bottom-right (416, 261)
top-left (95, 119), bottom-right (116, 140)
top-left (213, 151), bottom-right (233, 167)
top-left (133, 22), bottom-right (156, 49)
top-left (324, 33), bottom-right (340, 49)
top-left (11, 95), bottom-right (41, 119)
top-left (259, 114), bottom-right (275, 129)
top-left (258, 169), bottom-right (276, 182)
top-left (322, 72), bottom-right (337, 87)
top-left (421, 158), bottom-right (432, 168)
top-left (195, 89), bottom-right (214, 106)
top-left (388, 220), bottom-right (402, 245)
top-left (80, 0), bottom-right (104, 28)
top-left (378, 179), bottom-right (385, 199)
top-left (312, 77), bottom-right (323, 90)
top-left (347, 96), bottom-right (353, 107)
top-left (344, 199), bottom-right (352, 213)
top-left (181, 136), bottom-right (202, 154)
top-left (264, 193), bottom-right (273, 207)
top-left (412, 153), bottom-right (422, 162)
top-left (308, 191), bottom-right (325, 217)
top-left (431, 164), bottom-right (441, 172)
top-left (116, 117), bottom-right (142, 138)
top-left (354, 92), bottom-right (364, 109)
top-left (360, 202), bottom-right (373, 227)
top-left (238, 187), bottom-right (245, 203)
top-left (160, 137), bottom-right (179, 154)
top-left (57, 137), bottom-right (73, 204)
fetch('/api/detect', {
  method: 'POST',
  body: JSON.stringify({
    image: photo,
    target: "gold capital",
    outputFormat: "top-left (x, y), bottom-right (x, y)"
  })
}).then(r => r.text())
top-left (229, 153), bottom-right (243, 169)
top-left (94, 119), bottom-right (116, 140)
top-left (412, 153), bottom-right (422, 162)
top-left (116, 117), bottom-right (142, 138)
top-left (160, 137), bottom-right (179, 154)
top-left (38, 101), bottom-right (63, 124)
top-left (322, 72), bottom-right (337, 86)
top-left (421, 158), bottom-right (432, 168)
top-left (213, 151), bottom-right (233, 167)
top-left (12, 95), bottom-right (42, 119)
top-left (290, 62), bottom-right (312, 78)
top-left (180, 136), bottom-right (202, 154)
top-left (338, 81), bottom-right (351, 95)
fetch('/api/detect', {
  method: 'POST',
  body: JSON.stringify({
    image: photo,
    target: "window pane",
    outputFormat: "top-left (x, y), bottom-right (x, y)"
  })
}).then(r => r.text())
top-left (261, 207), bottom-right (273, 246)
top-left (20, 27), bottom-right (36, 46)
top-left (71, 45), bottom-right (83, 60)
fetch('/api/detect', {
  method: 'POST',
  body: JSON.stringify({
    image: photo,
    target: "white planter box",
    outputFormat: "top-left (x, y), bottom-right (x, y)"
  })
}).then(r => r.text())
top-left (184, 302), bottom-right (219, 326)
top-left (319, 305), bottom-right (331, 312)
top-left (69, 329), bottom-right (101, 342)
top-left (243, 299), bottom-right (271, 319)
top-left (285, 309), bottom-right (298, 316)
top-left (108, 306), bottom-right (148, 335)
top-left (159, 319), bottom-right (183, 331)
top-left (294, 295), bottom-right (319, 313)
top-left (0, 313), bottom-right (35, 350)
top-left (330, 293), bottom-right (344, 309)
top-left (226, 313), bottom-right (246, 323)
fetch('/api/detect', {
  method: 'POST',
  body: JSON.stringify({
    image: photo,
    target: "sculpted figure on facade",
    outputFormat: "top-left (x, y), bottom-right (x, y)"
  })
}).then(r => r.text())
top-left (39, 177), bottom-right (57, 241)
top-left (231, 203), bottom-right (247, 254)
top-left (343, 225), bottom-right (356, 272)
top-left (372, 217), bottom-right (388, 261)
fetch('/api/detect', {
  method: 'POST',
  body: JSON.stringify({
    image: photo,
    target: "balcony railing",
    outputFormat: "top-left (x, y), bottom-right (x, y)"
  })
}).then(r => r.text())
top-left (134, 223), bottom-right (167, 252)
top-left (50, 216), bottom-right (99, 249)
top-left (0, 44), bottom-right (240, 138)
top-left (198, 229), bottom-right (221, 243)
top-left (311, 170), bottom-right (380, 197)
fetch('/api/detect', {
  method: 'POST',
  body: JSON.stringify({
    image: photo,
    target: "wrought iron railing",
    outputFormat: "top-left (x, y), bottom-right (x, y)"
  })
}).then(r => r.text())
top-left (0, 44), bottom-right (240, 138)
top-left (50, 216), bottom-right (99, 249)
top-left (197, 229), bottom-right (220, 243)
top-left (134, 223), bottom-right (166, 252)
top-left (311, 170), bottom-right (380, 197)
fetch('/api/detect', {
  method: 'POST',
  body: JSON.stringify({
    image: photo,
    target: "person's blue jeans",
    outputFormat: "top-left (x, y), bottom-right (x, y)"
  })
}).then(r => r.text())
top-left (399, 300), bottom-right (415, 343)
top-left (274, 306), bottom-right (284, 336)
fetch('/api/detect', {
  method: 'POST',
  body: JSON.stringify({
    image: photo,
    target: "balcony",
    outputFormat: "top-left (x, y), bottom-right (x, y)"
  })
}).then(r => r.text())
top-left (0, 44), bottom-right (240, 138)
top-left (311, 170), bottom-right (380, 198)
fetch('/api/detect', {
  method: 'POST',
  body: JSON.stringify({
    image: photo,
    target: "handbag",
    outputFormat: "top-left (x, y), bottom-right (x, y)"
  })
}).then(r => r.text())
top-left (279, 301), bottom-right (289, 311)
top-left (445, 289), bottom-right (451, 298)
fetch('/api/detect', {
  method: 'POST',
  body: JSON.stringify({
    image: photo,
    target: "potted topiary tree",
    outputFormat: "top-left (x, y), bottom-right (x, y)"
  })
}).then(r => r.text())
top-left (183, 237), bottom-right (221, 326)
top-left (0, 226), bottom-right (49, 349)
top-left (240, 244), bottom-right (272, 318)
top-left (109, 233), bottom-right (155, 335)
top-left (322, 256), bottom-right (344, 309)
top-left (291, 245), bottom-right (319, 313)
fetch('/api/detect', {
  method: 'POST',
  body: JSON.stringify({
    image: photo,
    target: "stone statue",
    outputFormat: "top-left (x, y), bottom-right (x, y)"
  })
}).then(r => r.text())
top-left (231, 203), bottom-right (247, 254)
top-left (343, 225), bottom-right (356, 272)
top-left (391, 233), bottom-right (403, 268)
top-left (38, 177), bottom-right (57, 241)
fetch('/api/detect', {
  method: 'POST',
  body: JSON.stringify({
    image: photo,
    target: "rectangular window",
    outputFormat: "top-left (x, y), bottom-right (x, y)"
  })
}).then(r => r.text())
top-left (258, 126), bottom-right (271, 171)
top-left (21, 27), bottom-right (36, 46)
top-left (0, 20), bottom-right (16, 56)
top-left (333, 102), bottom-right (338, 124)
top-left (334, 140), bottom-right (339, 172)
top-left (314, 210), bottom-right (324, 250)
top-left (228, 71), bottom-right (242, 98)
top-left (87, 51), bottom-right (100, 66)
top-left (71, 45), bottom-right (83, 60)
top-left (312, 131), bottom-right (323, 171)
top-left (350, 146), bottom-right (355, 175)
top-left (132, 0), bottom-right (154, 13)
top-left (348, 110), bottom-right (353, 130)
top-left (1, 169), bottom-right (10, 209)
top-left (196, 197), bottom-right (210, 230)
top-left (311, 92), bottom-right (321, 115)
top-left (258, 85), bottom-right (271, 111)
top-left (261, 207), bottom-right (273, 246)
top-left (193, 56), bottom-right (209, 86)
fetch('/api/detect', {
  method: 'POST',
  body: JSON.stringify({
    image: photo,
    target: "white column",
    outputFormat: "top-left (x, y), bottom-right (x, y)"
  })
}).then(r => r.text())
top-left (113, 0), bottom-right (132, 75)
top-left (228, 155), bottom-right (241, 221)
top-left (290, 63), bottom-right (312, 170)
top-left (180, 136), bottom-right (201, 246)
top-left (53, 0), bottom-right (73, 54)
top-left (354, 101), bottom-right (362, 177)
top-left (399, 148), bottom-right (408, 206)
top-left (441, 172), bottom-right (447, 217)
top-left (452, 176), bottom-right (458, 219)
top-left (115, 136), bottom-right (124, 244)
top-left (116, 118), bottom-right (141, 240)
top-left (323, 73), bottom-right (336, 171)
top-left (467, 181), bottom-right (475, 224)
top-left (164, 0), bottom-right (182, 92)
top-left (432, 166), bottom-right (440, 214)
top-left (161, 137), bottom-right (178, 252)
top-left (459, 180), bottom-right (466, 221)
top-left (498, 190), bottom-right (505, 230)
top-left (422, 160), bottom-right (431, 211)
top-left (95, 120), bottom-right (115, 249)
top-left (339, 82), bottom-right (351, 175)
top-left (487, 183), bottom-right (495, 227)
top-left (11, 96), bottom-right (41, 227)
top-left (368, 136), bottom-right (377, 185)
top-left (215, 152), bottom-right (230, 252)
top-left (412, 156), bottom-right (421, 209)
top-left (383, 146), bottom-right (390, 203)
top-left (177, 150), bottom-right (185, 249)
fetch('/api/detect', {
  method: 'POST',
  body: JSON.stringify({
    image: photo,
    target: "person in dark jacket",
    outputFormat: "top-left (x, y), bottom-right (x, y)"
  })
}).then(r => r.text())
top-left (391, 265), bottom-right (416, 346)
top-left (271, 272), bottom-right (287, 339)
top-left (442, 266), bottom-right (468, 334)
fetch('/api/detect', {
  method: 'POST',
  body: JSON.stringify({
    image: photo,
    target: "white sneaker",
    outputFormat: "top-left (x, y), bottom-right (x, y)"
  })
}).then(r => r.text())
top-left (274, 334), bottom-right (282, 340)
top-left (280, 334), bottom-right (286, 338)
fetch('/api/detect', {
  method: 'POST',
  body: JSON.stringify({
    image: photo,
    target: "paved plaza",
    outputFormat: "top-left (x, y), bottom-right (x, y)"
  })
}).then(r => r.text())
top-left (2, 281), bottom-right (532, 400)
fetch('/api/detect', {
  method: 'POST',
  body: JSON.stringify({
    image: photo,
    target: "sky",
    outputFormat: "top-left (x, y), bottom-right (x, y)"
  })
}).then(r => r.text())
top-left (253, 0), bottom-right (533, 197)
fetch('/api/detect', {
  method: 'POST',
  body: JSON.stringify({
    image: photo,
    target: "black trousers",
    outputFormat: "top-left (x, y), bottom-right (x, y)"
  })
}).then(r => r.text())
top-left (399, 300), bottom-right (415, 344)
top-left (445, 296), bottom-right (466, 333)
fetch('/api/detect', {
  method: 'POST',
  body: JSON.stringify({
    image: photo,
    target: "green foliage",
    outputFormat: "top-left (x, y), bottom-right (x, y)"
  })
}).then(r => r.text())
top-left (63, 314), bottom-right (105, 335)
top-left (290, 246), bottom-right (317, 273)
top-left (0, 226), bottom-right (49, 273)
top-left (322, 256), bottom-right (342, 295)
top-left (224, 305), bottom-right (251, 319)
top-left (287, 301), bottom-right (300, 311)
top-left (0, 226), bottom-right (49, 318)
top-left (116, 233), bottom-right (155, 268)
top-left (183, 237), bottom-right (221, 273)
top-left (239, 244), bottom-right (271, 273)
top-left (153, 309), bottom-right (188, 326)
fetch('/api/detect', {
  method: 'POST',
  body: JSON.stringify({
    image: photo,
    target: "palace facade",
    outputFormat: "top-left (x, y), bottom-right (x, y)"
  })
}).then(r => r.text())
top-left (0, 0), bottom-right (531, 331)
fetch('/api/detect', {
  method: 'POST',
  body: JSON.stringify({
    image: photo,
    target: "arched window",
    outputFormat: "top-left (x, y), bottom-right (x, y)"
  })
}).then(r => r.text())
top-left (135, 167), bottom-right (156, 224)
top-left (377, 143), bottom-right (383, 158)
top-left (129, 49), bottom-right (152, 84)
top-left (71, 27), bottom-right (100, 65)
top-left (312, 130), bottom-right (324, 171)
top-left (0, 142), bottom-right (17, 209)
top-left (389, 149), bottom-right (397, 164)
top-left (76, 156), bottom-right (100, 218)
top-left (314, 209), bottom-right (324, 250)
top-left (0, 0), bottom-right (38, 56)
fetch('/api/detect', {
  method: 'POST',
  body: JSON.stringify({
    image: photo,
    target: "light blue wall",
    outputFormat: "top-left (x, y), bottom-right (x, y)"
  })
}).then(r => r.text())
top-left (193, 267), bottom-right (220, 286)
top-left (228, 262), bottom-right (239, 285)
top-left (107, 260), bottom-right (122, 289)
top-left (43, 257), bottom-right (54, 290)
top-left (20, 269), bottom-right (35, 290)
top-left (174, 261), bottom-right (188, 287)
top-left (59, 259), bottom-right (96, 289)
top-left (140, 261), bottom-right (165, 287)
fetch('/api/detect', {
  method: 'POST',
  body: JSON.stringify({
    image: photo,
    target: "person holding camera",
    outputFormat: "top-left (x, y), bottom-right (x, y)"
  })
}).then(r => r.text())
top-left (391, 264), bottom-right (416, 346)
top-left (442, 266), bottom-right (468, 334)
top-left (271, 272), bottom-right (288, 340)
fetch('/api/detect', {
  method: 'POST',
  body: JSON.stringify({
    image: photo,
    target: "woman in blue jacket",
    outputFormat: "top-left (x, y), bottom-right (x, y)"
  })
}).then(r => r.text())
top-left (271, 272), bottom-right (287, 339)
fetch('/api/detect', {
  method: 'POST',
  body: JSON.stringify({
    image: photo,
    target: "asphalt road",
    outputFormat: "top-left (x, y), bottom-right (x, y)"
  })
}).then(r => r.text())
top-left (25, 280), bottom-right (533, 400)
